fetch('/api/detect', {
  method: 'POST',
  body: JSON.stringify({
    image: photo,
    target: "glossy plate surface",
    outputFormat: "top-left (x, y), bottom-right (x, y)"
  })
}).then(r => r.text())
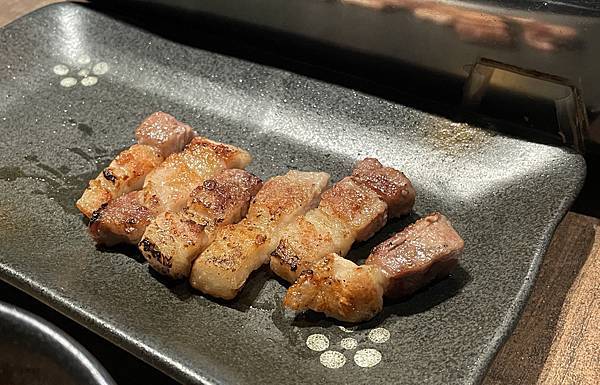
top-left (0, 4), bottom-right (585, 385)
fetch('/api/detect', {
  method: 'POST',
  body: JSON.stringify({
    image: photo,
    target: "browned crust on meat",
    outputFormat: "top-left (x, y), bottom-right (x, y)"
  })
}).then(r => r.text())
top-left (351, 157), bottom-right (416, 217)
top-left (283, 254), bottom-right (384, 323)
top-left (88, 191), bottom-right (152, 246)
top-left (102, 169), bottom-right (117, 182)
top-left (186, 137), bottom-right (249, 166)
top-left (190, 171), bottom-right (329, 299)
top-left (200, 224), bottom-right (267, 272)
top-left (188, 169), bottom-right (262, 223)
top-left (139, 238), bottom-right (172, 269)
top-left (247, 172), bottom-right (325, 223)
top-left (76, 144), bottom-right (163, 218)
top-left (269, 210), bottom-right (352, 283)
top-left (271, 238), bottom-right (300, 272)
top-left (319, 177), bottom-right (387, 241)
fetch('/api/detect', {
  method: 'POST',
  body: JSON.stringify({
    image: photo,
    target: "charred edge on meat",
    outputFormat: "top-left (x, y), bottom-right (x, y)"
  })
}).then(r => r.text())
top-left (203, 179), bottom-right (217, 190)
top-left (89, 203), bottom-right (108, 224)
top-left (102, 169), bottom-right (117, 183)
top-left (271, 240), bottom-right (299, 271)
top-left (139, 239), bottom-right (173, 268)
top-left (298, 269), bottom-right (314, 279)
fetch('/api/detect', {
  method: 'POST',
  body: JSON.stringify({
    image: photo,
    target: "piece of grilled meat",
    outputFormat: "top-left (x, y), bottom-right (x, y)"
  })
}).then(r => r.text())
top-left (270, 158), bottom-right (415, 283)
top-left (284, 253), bottom-right (387, 323)
top-left (89, 137), bottom-right (252, 246)
top-left (76, 112), bottom-right (196, 218)
top-left (134, 111), bottom-right (196, 157)
top-left (140, 169), bottom-right (262, 279)
top-left (366, 212), bottom-right (464, 298)
top-left (189, 170), bottom-right (330, 300)
top-left (283, 213), bottom-right (464, 322)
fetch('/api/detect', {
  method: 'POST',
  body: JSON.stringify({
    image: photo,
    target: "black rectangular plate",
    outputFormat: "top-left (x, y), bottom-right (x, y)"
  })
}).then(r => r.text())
top-left (0, 4), bottom-right (585, 385)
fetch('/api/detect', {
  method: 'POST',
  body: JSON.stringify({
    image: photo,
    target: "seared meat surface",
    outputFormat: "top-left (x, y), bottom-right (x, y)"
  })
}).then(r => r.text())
top-left (135, 111), bottom-right (196, 157)
top-left (77, 113), bottom-right (464, 325)
top-left (350, 157), bottom-right (415, 218)
top-left (189, 171), bottom-right (329, 300)
top-left (270, 158), bottom-right (414, 283)
top-left (77, 144), bottom-right (163, 219)
top-left (270, 176), bottom-right (387, 283)
top-left (283, 213), bottom-right (464, 322)
top-left (140, 169), bottom-right (262, 279)
top-left (284, 253), bottom-right (387, 323)
top-left (89, 137), bottom-right (252, 246)
top-left (141, 137), bottom-right (252, 215)
top-left (76, 112), bottom-right (196, 218)
top-left (89, 190), bottom-right (151, 246)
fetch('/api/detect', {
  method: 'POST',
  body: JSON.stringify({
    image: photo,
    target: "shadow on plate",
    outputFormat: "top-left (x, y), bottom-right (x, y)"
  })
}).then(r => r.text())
top-left (97, 243), bottom-right (146, 264)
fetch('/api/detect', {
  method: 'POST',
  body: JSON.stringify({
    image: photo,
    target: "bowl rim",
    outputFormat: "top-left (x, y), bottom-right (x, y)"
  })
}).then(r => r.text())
top-left (0, 301), bottom-right (117, 385)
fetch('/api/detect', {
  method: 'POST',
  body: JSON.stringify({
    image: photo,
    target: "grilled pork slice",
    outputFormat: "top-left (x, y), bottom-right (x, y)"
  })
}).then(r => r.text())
top-left (142, 137), bottom-right (251, 214)
top-left (350, 157), bottom-right (415, 218)
top-left (140, 169), bottom-right (262, 279)
top-left (284, 253), bottom-right (387, 323)
top-left (89, 191), bottom-right (151, 246)
top-left (135, 111), bottom-right (196, 157)
top-left (77, 145), bottom-right (164, 218)
top-left (270, 177), bottom-right (387, 283)
top-left (270, 158), bottom-right (415, 283)
top-left (76, 112), bottom-right (196, 218)
top-left (189, 171), bottom-right (330, 300)
top-left (366, 212), bottom-right (464, 298)
top-left (89, 137), bottom-right (252, 246)
top-left (282, 213), bottom-right (464, 322)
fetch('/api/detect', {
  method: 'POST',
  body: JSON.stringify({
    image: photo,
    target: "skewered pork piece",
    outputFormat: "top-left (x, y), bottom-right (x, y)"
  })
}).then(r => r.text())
top-left (89, 137), bottom-right (252, 246)
top-left (88, 190), bottom-right (150, 246)
top-left (76, 112), bottom-right (196, 218)
top-left (366, 212), bottom-right (464, 298)
top-left (284, 254), bottom-right (387, 323)
top-left (270, 158), bottom-right (415, 283)
top-left (140, 169), bottom-right (262, 279)
top-left (134, 111), bottom-right (197, 157)
top-left (189, 170), bottom-right (330, 300)
top-left (283, 213), bottom-right (464, 322)
top-left (350, 157), bottom-right (415, 218)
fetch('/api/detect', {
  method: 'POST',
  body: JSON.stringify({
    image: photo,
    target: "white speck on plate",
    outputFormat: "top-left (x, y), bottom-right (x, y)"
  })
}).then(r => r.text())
top-left (354, 349), bottom-right (382, 368)
top-left (338, 326), bottom-right (354, 333)
top-left (81, 76), bottom-right (98, 87)
top-left (320, 351), bottom-right (346, 369)
top-left (60, 77), bottom-right (77, 87)
top-left (340, 337), bottom-right (358, 350)
top-left (306, 334), bottom-right (329, 352)
top-left (368, 328), bottom-right (390, 344)
top-left (78, 68), bottom-right (90, 77)
top-left (92, 62), bottom-right (109, 75)
top-left (53, 64), bottom-right (69, 76)
top-left (77, 54), bottom-right (91, 64)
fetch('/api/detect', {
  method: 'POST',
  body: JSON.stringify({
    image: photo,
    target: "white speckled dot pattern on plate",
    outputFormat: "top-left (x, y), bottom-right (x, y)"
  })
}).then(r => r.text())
top-left (305, 327), bottom-right (390, 369)
top-left (306, 334), bottom-right (330, 352)
top-left (368, 328), bottom-right (391, 344)
top-left (340, 338), bottom-right (358, 350)
top-left (53, 54), bottom-right (109, 88)
top-left (0, 3), bottom-right (586, 385)
top-left (320, 351), bottom-right (347, 369)
top-left (354, 349), bottom-right (383, 368)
